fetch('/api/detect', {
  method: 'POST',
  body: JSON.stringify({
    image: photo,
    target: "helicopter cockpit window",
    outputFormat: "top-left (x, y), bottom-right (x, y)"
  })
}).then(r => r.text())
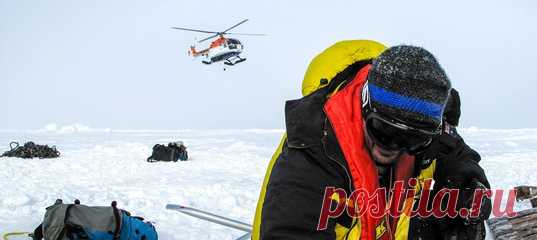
top-left (227, 39), bottom-right (240, 45)
top-left (227, 39), bottom-right (240, 49)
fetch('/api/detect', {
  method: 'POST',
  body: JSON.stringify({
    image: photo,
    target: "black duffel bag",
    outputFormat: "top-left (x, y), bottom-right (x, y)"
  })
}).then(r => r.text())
top-left (147, 142), bottom-right (188, 162)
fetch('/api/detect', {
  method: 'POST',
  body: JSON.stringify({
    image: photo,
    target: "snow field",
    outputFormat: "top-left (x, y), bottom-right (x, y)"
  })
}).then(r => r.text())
top-left (0, 129), bottom-right (281, 239)
top-left (1, 126), bottom-right (536, 239)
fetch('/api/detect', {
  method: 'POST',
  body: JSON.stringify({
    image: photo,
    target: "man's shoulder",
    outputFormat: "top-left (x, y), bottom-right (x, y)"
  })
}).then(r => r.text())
top-left (284, 92), bottom-right (327, 149)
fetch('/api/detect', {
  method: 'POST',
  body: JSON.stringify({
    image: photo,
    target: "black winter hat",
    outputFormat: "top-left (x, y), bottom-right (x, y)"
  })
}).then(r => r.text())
top-left (366, 45), bottom-right (452, 129)
top-left (444, 88), bottom-right (461, 127)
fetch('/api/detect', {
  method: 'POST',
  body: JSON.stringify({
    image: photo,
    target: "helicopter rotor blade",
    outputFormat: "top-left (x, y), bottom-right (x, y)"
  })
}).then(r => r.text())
top-left (198, 33), bottom-right (220, 43)
top-left (170, 27), bottom-right (219, 34)
top-left (225, 32), bottom-right (267, 36)
top-left (173, 19), bottom-right (258, 42)
top-left (222, 19), bottom-right (249, 34)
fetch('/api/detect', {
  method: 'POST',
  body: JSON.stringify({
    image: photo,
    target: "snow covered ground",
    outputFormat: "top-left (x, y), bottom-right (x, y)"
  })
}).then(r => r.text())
top-left (1, 125), bottom-right (536, 239)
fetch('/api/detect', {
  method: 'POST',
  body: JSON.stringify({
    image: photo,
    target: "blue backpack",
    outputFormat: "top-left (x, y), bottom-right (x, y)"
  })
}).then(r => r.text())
top-left (32, 200), bottom-right (158, 240)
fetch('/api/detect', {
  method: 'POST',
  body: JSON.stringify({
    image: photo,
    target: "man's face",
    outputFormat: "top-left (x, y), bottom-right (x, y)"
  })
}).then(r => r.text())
top-left (363, 120), bottom-right (403, 165)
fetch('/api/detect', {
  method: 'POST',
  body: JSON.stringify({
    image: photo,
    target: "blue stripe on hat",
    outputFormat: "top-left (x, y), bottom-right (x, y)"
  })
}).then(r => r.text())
top-left (368, 84), bottom-right (443, 120)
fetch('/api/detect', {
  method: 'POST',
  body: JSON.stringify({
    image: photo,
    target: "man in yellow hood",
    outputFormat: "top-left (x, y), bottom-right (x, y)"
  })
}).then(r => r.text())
top-left (252, 40), bottom-right (491, 240)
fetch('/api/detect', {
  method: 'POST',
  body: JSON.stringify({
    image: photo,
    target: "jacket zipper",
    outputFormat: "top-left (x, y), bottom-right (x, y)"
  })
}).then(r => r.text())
top-left (385, 167), bottom-right (394, 240)
top-left (321, 117), bottom-right (357, 239)
top-left (321, 117), bottom-right (353, 190)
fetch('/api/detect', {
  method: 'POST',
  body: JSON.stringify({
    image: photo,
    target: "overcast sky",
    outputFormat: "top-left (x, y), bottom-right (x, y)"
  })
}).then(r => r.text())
top-left (2, 0), bottom-right (536, 129)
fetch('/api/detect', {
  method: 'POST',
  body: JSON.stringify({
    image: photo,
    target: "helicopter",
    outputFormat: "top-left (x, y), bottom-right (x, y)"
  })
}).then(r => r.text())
top-left (171, 19), bottom-right (265, 66)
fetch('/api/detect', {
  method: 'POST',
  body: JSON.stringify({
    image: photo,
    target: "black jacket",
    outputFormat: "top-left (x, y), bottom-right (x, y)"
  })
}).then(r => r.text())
top-left (261, 65), bottom-right (358, 239)
top-left (259, 67), bottom-right (489, 240)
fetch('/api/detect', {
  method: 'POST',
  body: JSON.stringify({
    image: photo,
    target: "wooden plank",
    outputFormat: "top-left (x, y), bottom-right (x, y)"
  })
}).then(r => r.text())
top-left (487, 208), bottom-right (537, 240)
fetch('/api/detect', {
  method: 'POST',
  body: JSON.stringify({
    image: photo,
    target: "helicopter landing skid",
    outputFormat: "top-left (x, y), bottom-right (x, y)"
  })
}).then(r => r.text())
top-left (224, 56), bottom-right (246, 66)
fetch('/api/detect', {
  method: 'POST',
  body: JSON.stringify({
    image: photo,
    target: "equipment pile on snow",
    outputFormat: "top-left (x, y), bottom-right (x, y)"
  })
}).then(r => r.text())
top-left (1, 141), bottom-right (60, 159)
top-left (31, 199), bottom-right (158, 240)
top-left (147, 141), bottom-right (188, 162)
top-left (515, 185), bottom-right (537, 208)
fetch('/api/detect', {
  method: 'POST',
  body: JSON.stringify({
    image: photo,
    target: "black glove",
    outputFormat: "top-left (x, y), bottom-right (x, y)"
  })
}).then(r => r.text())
top-left (433, 144), bottom-right (491, 223)
top-left (413, 133), bottom-right (491, 240)
top-left (431, 179), bottom-right (491, 240)
top-left (440, 221), bottom-right (486, 240)
top-left (410, 216), bottom-right (487, 240)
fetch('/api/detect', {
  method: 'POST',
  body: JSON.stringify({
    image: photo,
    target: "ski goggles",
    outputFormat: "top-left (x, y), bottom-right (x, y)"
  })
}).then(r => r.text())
top-left (361, 81), bottom-right (443, 152)
top-left (364, 111), bottom-right (439, 153)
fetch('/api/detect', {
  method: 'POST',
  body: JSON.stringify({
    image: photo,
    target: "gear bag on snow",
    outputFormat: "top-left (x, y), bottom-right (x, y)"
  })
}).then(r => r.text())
top-left (32, 199), bottom-right (158, 240)
top-left (1, 141), bottom-right (60, 159)
top-left (147, 141), bottom-right (188, 162)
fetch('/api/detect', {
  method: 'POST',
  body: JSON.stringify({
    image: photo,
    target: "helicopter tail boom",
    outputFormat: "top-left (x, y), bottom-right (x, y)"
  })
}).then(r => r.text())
top-left (188, 46), bottom-right (197, 56)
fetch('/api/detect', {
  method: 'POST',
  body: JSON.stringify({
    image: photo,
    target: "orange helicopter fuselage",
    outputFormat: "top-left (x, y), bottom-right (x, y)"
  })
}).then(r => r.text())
top-left (189, 35), bottom-right (226, 57)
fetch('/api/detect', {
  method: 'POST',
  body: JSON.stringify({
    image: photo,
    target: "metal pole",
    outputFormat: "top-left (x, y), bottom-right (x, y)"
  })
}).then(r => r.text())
top-left (166, 204), bottom-right (253, 232)
top-left (235, 233), bottom-right (251, 240)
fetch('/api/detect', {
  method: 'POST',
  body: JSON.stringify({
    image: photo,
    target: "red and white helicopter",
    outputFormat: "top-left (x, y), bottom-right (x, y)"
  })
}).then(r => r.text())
top-left (172, 19), bottom-right (265, 66)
